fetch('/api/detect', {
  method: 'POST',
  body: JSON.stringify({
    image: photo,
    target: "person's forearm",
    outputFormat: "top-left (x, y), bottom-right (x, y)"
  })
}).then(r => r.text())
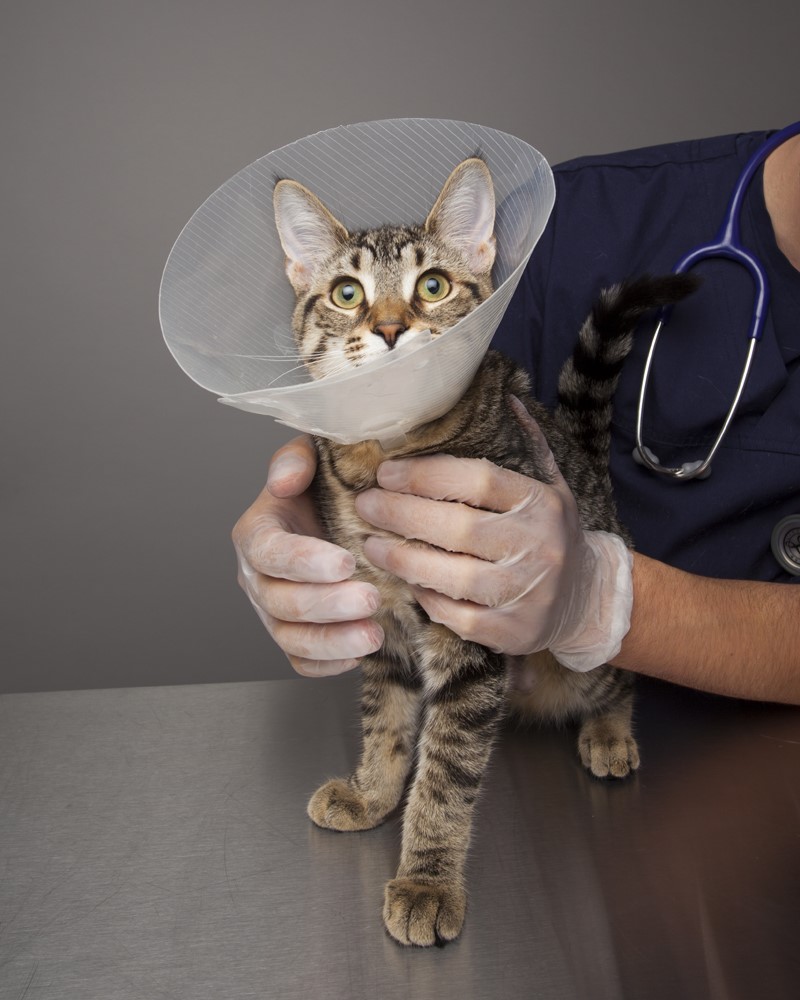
top-left (611, 553), bottom-right (800, 704)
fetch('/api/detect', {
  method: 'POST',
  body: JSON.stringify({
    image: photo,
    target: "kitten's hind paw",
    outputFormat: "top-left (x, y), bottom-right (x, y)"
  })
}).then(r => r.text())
top-left (307, 778), bottom-right (386, 831)
top-left (383, 877), bottom-right (467, 947)
top-left (578, 717), bottom-right (640, 779)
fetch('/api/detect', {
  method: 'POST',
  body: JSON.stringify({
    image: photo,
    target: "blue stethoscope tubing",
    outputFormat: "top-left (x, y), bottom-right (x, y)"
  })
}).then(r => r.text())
top-left (634, 120), bottom-right (800, 481)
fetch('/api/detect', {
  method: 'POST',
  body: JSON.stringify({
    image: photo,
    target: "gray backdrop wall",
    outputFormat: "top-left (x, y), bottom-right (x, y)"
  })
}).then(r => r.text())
top-left (3, 0), bottom-right (798, 693)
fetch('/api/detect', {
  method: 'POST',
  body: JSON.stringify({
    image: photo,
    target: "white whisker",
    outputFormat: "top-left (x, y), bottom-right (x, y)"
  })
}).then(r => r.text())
top-left (321, 359), bottom-right (362, 379)
top-left (229, 353), bottom-right (297, 361)
top-left (267, 361), bottom-right (317, 386)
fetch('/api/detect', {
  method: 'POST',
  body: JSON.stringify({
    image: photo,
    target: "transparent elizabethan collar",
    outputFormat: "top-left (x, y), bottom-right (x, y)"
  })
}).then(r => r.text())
top-left (159, 119), bottom-right (555, 446)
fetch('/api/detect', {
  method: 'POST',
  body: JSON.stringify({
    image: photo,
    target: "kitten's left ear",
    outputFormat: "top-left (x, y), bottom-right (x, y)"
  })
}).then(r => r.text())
top-left (425, 158), bottom-right (496, 275)
top-left (273, 179), bottom-right (349, 292)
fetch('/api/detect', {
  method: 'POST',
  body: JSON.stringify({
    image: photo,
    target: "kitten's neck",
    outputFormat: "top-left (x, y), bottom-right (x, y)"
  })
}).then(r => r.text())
top-left (320, 392), bottom-right (475, 489)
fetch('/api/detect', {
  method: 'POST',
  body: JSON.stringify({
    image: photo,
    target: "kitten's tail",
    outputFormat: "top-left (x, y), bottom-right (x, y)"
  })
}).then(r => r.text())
top-left (555, 273), bottom-right (698, 467)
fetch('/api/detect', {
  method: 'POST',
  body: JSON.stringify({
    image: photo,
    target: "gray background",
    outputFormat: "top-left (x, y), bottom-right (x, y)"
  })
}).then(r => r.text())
top-left (2, 0), bottom-right (798, 694)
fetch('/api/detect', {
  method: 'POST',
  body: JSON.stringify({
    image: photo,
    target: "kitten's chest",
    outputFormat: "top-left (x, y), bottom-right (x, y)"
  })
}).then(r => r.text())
top-left (315, 437), bottom-right (396, 566)
top-left (320, 439), bottom-right (387, 492)
top-left (314, 437), bottom-right (426, 618)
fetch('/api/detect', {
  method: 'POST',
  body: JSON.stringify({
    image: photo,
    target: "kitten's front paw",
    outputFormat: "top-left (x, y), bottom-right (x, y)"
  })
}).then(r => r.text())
top-left (383, 877), bottom-right (467, 947)
top-left (578, 718), bottom-right (640, 779)
top-left (307, 778), bottom-right (384, 831)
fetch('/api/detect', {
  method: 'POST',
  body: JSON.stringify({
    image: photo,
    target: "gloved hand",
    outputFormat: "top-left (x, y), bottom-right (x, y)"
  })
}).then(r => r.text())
top-left (355, 400), bottom-right (633, 671)
top-left (231, 435), bottom-right (384, 676)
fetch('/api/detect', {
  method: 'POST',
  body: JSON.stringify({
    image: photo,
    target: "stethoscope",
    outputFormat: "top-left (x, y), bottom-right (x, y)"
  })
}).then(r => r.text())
top-left (631, 120), bottom-right (800, 575)
top-left (633, 119), bottom-right (800, 483)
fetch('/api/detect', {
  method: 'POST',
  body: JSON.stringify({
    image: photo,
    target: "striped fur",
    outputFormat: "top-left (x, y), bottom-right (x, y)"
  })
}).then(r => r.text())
top-left (274, 167), bottom-right (694, 946)
top-left (556, 274), bottom-right (697, 472)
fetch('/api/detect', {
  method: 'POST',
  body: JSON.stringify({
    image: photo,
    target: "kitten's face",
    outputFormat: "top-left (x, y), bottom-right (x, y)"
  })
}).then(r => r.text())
top-left (273, 158), bottom-right (496, 379)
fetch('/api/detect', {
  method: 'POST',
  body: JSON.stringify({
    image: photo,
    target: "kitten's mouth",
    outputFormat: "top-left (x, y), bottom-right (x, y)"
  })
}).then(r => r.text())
top-left (308, 327), bottom-right (437, 380)
top-left (373, 326), bottom-right (440, 359)
top-left (375, 328), bottom-right (437, 353)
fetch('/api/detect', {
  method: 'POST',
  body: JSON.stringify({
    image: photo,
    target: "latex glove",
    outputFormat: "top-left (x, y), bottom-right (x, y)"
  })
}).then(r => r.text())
top-left (232, 435), bottom-right (383, 676)
top-left (354, 401), bottom-right (633, 671)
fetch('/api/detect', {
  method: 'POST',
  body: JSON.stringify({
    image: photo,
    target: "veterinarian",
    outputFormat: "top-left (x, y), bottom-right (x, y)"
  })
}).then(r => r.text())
top-left (232, 127), bottom-right (800, 704)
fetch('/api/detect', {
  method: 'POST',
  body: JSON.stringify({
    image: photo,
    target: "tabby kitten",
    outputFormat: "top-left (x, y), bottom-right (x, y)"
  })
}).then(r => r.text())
top-left (273, 160), bottom-right (693, 947)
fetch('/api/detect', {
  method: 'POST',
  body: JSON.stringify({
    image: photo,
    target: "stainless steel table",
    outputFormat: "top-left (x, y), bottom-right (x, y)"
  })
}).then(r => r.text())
top-left (1, 675), bottom-right (798, 999)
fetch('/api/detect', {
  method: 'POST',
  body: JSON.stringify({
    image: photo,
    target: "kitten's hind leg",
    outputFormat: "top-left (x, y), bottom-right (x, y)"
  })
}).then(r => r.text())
top-left (308, 654), bottom-right (422, 832)
top-left (577, 681), bottom-right (640, 779)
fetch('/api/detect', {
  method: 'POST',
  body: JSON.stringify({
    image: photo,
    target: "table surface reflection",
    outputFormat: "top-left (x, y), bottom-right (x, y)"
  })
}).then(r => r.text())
top-left (1, 674), bottom-right (799, 1000)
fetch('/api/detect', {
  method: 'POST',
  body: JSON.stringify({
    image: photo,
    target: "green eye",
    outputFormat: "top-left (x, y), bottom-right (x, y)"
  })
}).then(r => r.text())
top-left (416, 272), bottom-right (451, 302)
top-left (331, 279), bottom-right (365, 309)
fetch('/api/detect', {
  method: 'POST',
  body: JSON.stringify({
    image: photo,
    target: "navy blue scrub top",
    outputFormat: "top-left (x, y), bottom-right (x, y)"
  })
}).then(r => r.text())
top-left (493, 131), bottom-right (800, 583)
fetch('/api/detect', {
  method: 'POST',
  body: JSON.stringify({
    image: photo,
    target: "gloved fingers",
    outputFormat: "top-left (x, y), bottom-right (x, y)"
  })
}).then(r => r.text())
top-left (357, 478), bottom-right (575, 567)
top-left (237, 526), bottom-right (356, 584)
top-left (508, 396), bottom-right (574, 503)
top-left (288, 655), bottom-right (364, 678)
top-left (409, 587), bottom-right (526, 654)
top-left (239, 557), bottom-right (383, 669)
top-left (357, 490), bottom-right (518, 561)
top-left (255, 576), bottom-right (381, 624)
top-left (266, 434), bottom-right (318, 498)
top-left (375, 453), bottom-right (540, 512)
top-left (266, 614), bottom-right (384, 664)
top-left (232, 436), bottom-right (386, 673)
top-left (362, 535), bottom-right (539, 608)
top-left (233, 432), bottom-right (337, 570)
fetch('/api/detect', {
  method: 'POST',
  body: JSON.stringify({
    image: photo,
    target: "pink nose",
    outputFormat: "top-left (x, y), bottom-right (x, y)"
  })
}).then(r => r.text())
top-left (373, 323), bottom-right (406, 348)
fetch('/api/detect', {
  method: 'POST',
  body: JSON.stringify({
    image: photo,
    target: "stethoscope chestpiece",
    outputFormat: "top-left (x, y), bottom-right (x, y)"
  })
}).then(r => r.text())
top-left (632, 445), bottom-right (712, 481)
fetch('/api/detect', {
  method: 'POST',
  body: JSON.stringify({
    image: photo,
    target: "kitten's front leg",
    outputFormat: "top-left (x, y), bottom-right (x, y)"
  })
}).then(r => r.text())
top-left (308, 652), bottom-right (422, 831)
top-left (383, 632), bottom-right (508, 946)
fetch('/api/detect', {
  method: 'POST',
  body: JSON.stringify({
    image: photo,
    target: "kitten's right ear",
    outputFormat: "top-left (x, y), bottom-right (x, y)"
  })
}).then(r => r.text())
top-left (273, 180), bottom-right (348, 292)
